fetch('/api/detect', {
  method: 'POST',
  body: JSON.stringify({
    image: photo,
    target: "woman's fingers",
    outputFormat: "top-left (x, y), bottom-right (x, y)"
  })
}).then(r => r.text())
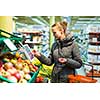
top-left (32, 50), bottom-right (41, 57)
top-left (58, 58), bottom-right (67, 63)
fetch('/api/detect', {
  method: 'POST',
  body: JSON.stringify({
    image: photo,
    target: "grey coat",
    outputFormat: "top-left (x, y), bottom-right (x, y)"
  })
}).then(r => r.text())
top-left (37, 34), bottom-right (82, 83)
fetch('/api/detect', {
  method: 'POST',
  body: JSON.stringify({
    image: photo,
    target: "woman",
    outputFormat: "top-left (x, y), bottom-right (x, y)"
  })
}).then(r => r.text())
top-left (33, 21), bottom-right (82, 83)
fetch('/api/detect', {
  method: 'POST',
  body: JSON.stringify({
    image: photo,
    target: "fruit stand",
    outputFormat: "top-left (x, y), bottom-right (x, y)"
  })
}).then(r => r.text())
top-left (0, 29), bottom-right (42, 83)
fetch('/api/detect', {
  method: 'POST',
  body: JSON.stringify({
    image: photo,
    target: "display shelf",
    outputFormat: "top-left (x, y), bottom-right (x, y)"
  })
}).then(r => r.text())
top-left (87, 32), bottom-right (100, 78)
top-left (89, 32), bottom-right (100, 35)
top-left (88, 62), bottom-right (100, 65)
top-left (21, 30), bottom-right (43, 52)
top-left (89, 41), bottom-right (100, 45)
top-left (86, 72), bottom-right (100, 77)
top-left (88, 51), bottom-right (100, 55)
top-left (25, 41), bottom-right (42, 45)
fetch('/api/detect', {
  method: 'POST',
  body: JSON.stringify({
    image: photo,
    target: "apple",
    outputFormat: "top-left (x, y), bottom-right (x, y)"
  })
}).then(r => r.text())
top-left (8, 76), bottom-right (18, 83)
top-left (15, 52), bottom-right (20, 58)
top-left (19, 71), bottom-right (24, 78)
top-left (23, 63), bottom-right (28, 68)
top-left (24, 60), bottom-right (31, 65)
top-left (10, 59), bottom-right (17, 65)
top-left (0, 72), bottom-right (2, 76)
top-left (2, 71), bottom-right (11, 78)
top-left (15, 62), bottom-right (23, 70)
top-left (17, 57), bottom-right (23, 62)
top-left (7, 68), bottom-right (17, 75)
top-left (3, 58), bottom-right (10, 63)
top-left (24, 74), bottom-right (31, 80)
top-left (29, 64), bottom-right (36, 72)
top-left (0, 67), bottom-right (5, 73)
top-left (38, 76), bottom-right (44, 82)
top-left (0, 61), bottom-right (3, 68)
top-left (1, 68), bottom-right (6, 75)
top-left (19, 79), bottom-right (27, 83)
top-left (35, 76), bottom-right (44, 83)
top-left (35, 77), bottom-right (40, 83)
top-left (4, 62), bottom-right (13, 70)
top-left (30, 64), bottom-right (38, 71)
top-left (23, 66), bottom-right (30, 74)
top-left (33, 65), bottom-right (38, 71)
top-left (13, 72), bottom-right (21, 80)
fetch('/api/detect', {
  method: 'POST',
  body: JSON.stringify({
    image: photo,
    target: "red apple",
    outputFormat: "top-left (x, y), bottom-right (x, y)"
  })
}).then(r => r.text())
top-left (17, 57), bottom-right (23, 62)
top-left (35, 77), bottom-right (40, 83)
top-left (13, 72), bottom-right (21, 80)
top-left (8, 76), bottom-right (18, 83)
top-left (29, 64), bottom-right (36, 72)
top-left (7, 68), bottom-right (17, 75)
top-left (4, 62), bottom-right (13, 70)
top-left (19, 71), bottom-right (24, 78)
top-left (33, 65), bottom-right (38, 71)
top-left (29, 64), bottom-right (38, 71)
top-left (0, 67), bottom-right (5, 73)
top-left (38, 76), bottom-right (44, 82)
top-left (0, 61), bottom-right (3, 68)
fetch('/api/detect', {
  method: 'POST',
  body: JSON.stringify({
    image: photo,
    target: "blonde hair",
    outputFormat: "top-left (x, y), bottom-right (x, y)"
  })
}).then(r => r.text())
top-left (52, 21), bottom-right (68, 33)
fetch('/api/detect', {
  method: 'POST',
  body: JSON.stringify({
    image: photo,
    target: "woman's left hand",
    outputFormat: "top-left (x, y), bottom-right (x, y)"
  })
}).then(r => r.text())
top-left (58, 58), bottom-right (67, 64)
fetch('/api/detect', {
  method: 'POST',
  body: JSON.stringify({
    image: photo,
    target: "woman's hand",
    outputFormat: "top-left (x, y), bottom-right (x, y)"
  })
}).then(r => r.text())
top-left (58, 58), bottom-right (67, 64)
top-left (32, 50), bottom-right (41, 57)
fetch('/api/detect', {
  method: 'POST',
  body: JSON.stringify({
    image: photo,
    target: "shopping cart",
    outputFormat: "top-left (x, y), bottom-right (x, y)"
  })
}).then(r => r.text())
top-left (68, 62), bottom-right (97, 83)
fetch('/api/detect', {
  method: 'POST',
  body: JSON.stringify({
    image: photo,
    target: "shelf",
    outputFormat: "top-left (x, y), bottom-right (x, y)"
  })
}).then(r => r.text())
top-left (88, 62), bottom-right (100, 65)
top-left (89, 32), bottom-right (100, 35)
top-left (88, 51), bottom-right (100, 55)
top-left (25, 41), bottom-right (42, 45)
top-left (22, 31), bottom-right (42, 35)
top-left (89, 41), bottom-right (100, 45)
top-left (86, 73), bottom-right (100, 77)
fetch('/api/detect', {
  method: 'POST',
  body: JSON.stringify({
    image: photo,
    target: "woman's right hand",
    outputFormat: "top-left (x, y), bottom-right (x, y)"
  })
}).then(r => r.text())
top-left (32, 50), bottom-right (41, 57)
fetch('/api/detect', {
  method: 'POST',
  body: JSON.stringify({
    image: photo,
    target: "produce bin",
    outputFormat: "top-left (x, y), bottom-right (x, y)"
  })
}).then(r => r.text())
top-left (28, 66), bottom-right (42, 83)
top-left (0, 66), bottom-right (42, 83)
top-left (0, 29), bottom-right (22, 53)
top-left (0, 75), bottom-right (14, 83)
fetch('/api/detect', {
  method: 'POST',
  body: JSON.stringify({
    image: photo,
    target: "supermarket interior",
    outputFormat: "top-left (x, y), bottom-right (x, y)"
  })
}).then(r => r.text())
top-left (0, 16), bottom-right (100, 83)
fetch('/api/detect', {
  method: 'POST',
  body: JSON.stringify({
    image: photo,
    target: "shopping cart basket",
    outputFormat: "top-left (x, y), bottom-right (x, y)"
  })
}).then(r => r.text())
top-left (68, 62), bottom-right (97, 83)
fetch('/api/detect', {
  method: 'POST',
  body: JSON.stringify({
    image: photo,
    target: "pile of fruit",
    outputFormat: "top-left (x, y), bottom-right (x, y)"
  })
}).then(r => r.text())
top-left (32, 57), bottom-right (53, 81)
top-left (0, 52), bottom-right (39, 83)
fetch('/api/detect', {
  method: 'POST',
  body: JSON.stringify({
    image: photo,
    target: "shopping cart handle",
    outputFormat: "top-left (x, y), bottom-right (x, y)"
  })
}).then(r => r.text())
top-left (83, 62), bottom-right (94, 80)
top-left (82, 62), bottom-right (93, 67)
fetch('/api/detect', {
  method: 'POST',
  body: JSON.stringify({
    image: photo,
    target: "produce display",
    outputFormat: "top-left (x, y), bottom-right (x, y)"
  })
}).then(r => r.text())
top-left (32, 57), bottom-right (53, 82)
top-left (0, 52), bottom-right (41, 83)
top-left (0, 29), bottom-right (52, 83)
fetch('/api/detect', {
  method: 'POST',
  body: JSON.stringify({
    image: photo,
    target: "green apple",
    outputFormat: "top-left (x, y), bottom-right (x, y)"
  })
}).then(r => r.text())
top-left (19, 79), bottom-right (27, 83)
top-left (15, 62), bottom-right (23, 70)
top-left (24, 74), bottom-right (31, 80)
top-left (23, 67), bottom-right (30, 74)
top-left (10, 59), bottom-right (17, 65)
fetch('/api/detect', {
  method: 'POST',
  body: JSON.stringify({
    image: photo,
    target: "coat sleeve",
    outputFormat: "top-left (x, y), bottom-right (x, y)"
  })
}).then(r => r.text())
top-left (66, 42), bottom-right (82, 69)
top-left (36, 44), bottom-right (55, 66)
top-left (36, 53), bottom-right (54, 66)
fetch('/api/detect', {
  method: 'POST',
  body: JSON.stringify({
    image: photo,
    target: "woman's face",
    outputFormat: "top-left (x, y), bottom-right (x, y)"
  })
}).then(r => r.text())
top-left (52, 26), bottom-right (62, 40)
